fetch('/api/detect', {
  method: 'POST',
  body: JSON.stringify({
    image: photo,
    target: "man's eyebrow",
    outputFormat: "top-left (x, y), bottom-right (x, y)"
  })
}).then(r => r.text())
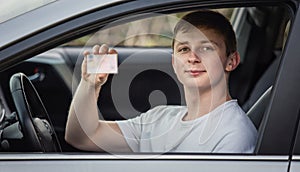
top-left (175, 40), bottom-right (221, 48)
top-left (201, 40), bottom-right (220, 47)
top-left (174, 41), bottom-right (189, 49)
top-left (175, 41), bottom-right (189, 46)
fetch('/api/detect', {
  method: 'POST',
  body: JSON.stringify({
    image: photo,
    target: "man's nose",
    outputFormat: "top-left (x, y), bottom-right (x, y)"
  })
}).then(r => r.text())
top-left (188, 52), bottom-right (201, 64)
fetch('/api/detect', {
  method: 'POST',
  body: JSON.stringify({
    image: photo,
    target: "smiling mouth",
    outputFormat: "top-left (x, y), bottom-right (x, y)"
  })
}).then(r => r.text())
top-left (185, 69), bottom-right (206, 76)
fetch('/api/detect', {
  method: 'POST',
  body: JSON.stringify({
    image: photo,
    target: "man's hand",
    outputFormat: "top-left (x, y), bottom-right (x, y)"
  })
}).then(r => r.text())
top-left (82, 44), bottom-right (118, 87)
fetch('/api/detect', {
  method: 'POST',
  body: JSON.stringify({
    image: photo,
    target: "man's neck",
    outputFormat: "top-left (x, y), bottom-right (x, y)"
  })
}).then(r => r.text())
top-left (183, 85), bottom-right (231, 121)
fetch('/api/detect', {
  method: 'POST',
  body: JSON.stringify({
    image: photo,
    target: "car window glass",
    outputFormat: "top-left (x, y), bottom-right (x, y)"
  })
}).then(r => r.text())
top-left (62, 6), bottom-right (291, 155)
top-left (0, 4), bottom-right (293, 155)
top-left (0, 0), bottom-right (56, 23)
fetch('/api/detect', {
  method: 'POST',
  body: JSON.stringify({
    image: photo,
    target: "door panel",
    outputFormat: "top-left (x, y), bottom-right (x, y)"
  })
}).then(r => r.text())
top-left (0, 154), bottom-right (289, 172)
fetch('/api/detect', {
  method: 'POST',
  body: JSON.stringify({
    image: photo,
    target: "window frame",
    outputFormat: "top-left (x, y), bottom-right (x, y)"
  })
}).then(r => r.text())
top-left (0, 0), bottom-right (299, 157)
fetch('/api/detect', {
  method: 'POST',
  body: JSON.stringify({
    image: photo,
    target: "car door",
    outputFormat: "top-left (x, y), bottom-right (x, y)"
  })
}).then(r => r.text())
top-left (0, 0), bottom-right (299, 172)
top-left (291, 118), bottom-right (300, 172)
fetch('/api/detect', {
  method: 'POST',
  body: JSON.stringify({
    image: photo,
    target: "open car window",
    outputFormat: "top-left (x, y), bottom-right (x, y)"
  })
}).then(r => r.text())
top-left (0, 3), bottom-right (293, 156)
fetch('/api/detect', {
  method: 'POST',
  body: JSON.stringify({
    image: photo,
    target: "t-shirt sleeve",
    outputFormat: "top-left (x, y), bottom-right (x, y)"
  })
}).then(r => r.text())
top-left (115, 106), bottom-right (164, 152)
top-left (116, 116), bottom-right (142, 152)
top-left (212, 129), bottom-right (257, 153)
top-left (213, 103), bottom-right (258, 153)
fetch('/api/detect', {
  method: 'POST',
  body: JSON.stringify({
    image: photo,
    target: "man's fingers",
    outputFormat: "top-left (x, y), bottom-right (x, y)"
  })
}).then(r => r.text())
top-left (90, 44), bottom-right (116, 55)
top-left (81, 44), bottom-right (113, 85)
top-left (109, 48), bottom-right (118, 54)
top-left (99, 44), bottom-right (109, 54)
top-left (81, 56), bottom-right (88, 76)
top-left (93, 45), bottom-right (101, 54)
top-left (83, 50), bottom-right (90, 57)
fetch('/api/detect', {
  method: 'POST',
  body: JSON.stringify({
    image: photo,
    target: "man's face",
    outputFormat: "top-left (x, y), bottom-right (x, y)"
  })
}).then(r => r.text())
top-left (172, 27), bottom-right (229, 90)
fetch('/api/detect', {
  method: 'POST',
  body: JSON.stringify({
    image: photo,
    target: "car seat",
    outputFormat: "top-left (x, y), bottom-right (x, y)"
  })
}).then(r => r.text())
top-left (242, 55), bottom-right (280, 112)
top-left (244, 52), bottom-right (281, 129)
top-left (246, 86), bottom-right (272, 129)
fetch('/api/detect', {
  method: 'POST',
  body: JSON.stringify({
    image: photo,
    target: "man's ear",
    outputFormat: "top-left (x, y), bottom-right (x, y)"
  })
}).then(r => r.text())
top-left (225, 51), bottom-right (240, 72)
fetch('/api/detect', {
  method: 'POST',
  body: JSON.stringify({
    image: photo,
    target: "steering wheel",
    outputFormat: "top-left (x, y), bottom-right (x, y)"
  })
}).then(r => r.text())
top-left (9, 73), bottom-right (61, 152)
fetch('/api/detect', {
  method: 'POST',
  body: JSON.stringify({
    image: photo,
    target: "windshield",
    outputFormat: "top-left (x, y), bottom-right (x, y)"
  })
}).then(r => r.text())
top-left (0, 0), bottom-right (56, 23)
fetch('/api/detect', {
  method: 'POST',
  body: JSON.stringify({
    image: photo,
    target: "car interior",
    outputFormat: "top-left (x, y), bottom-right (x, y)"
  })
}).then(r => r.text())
top-left (0, 5), bottom-right (292, 153)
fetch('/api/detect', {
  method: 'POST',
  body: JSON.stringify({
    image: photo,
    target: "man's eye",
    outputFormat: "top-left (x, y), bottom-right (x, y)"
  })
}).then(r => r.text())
top-left (200, 46), bottom-right (215, 52)
top-left (178, 47), bottom-right (190, 53)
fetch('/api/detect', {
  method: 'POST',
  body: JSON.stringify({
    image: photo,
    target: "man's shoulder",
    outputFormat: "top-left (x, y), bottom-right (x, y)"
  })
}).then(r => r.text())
top-left (220, 100), bottom-right (246, 119)
top-left (220, 101), bottom-right (257, 135)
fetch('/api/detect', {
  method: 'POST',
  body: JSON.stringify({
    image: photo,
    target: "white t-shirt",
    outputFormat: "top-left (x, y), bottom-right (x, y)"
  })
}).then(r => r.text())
top-left (116, 100), bottom-right (257, 153)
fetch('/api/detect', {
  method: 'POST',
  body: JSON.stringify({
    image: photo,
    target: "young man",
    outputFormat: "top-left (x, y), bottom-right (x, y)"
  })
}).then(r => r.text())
top-left (65, 10), bottom-right (257, 153)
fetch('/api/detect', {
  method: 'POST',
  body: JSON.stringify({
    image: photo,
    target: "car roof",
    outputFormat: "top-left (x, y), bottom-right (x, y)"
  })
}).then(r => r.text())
top-left (0, 0), bottom-right (119, 49)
